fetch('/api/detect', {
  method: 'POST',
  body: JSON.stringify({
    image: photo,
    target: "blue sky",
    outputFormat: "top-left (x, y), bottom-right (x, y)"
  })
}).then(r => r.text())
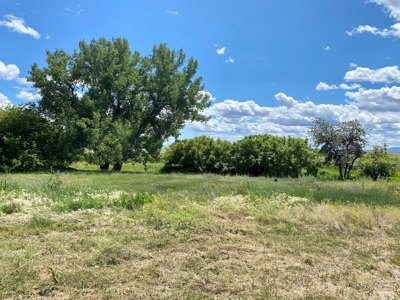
top-left (1, 0), bottom-right (400, 147)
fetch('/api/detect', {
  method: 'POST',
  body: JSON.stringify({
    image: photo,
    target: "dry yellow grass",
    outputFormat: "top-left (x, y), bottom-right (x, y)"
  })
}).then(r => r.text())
top-left (1, 191), bottom-right (400, 299)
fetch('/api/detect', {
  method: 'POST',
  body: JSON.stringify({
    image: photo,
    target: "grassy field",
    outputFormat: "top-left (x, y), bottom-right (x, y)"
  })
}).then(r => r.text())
top-left (1, 165), bottom-right (400, 299)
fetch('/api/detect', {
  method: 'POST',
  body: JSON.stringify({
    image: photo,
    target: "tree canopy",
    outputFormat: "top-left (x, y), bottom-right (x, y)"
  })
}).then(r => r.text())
top-left (309, 118), bottom-right (368, 180)
top-left (359, 144), bottom-right (398, 181)
top-left (28, 37), bottom-right (211, 170)
top-left (0, 104), bottom-right (66, 172)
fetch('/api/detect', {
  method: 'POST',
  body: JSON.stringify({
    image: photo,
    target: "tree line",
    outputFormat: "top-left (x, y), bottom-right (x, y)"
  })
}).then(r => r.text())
top-left (0, 37), bottom-right (398, 179)
top-left (163, 134), bottom-right (322, 177)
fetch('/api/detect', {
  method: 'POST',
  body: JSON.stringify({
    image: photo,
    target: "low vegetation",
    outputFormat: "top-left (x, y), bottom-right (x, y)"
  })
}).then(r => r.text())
top-left (1, 169), bottom-right (400, 299)
top-left (164, 135), bottom-right (321, 177)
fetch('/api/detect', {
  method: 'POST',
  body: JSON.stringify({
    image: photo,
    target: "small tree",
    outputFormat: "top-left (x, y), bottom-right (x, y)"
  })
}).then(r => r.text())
top-left (309, 118), bottom-right (368, 180)
top-left (0, 104), bottom-right (67, 172)
top-left (163, 136), bottom-right (232, 173)
top-left (359, 144), bottom-right (398, 181)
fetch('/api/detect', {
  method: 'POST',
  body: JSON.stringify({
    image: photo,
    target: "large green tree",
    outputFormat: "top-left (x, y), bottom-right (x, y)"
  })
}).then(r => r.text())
top-left (309, 118), bottom-right (368, 180)
top-left (28, 37), bottom-right (211, 171)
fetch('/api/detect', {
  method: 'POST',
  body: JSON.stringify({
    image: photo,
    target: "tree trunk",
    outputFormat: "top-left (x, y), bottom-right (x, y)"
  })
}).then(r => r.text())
top-left (346, 157), bottom-right (358, 180)
top-left (338, 164), bottom-right (343, 180)
top-left (112, 162), bottom-right (123, 172)
top-left (100, 163), bottom-right (110, 171)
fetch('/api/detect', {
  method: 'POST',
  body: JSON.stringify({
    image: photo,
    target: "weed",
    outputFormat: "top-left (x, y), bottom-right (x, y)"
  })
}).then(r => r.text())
top-left (115, 192), bottom-right (154, 210)
top-left (26, 213), bottom-right (53, 228)
top-left (0, 178), bottom-right (19, 192)
top-left (0, 200), bottom-right (22, 214)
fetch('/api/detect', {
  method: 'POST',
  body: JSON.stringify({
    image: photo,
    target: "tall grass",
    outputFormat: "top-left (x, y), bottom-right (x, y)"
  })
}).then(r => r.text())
top-left (1, 164), bottom-right (400, 299)
top-left (1, 170), bottom-right (399, 208)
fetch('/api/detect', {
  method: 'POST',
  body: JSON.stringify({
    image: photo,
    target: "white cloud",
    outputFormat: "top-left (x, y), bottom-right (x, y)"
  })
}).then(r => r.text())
top-left (187, 94), bottom-right (364, 137)
top-left (225, 57), bottom-right (235, 63)
top-left (275, 93), bottom-right (298, 108)
top-left (165, 10), bottom-right (178, 14)
top-left (370, 0), bottom-right (400, 21)
top-left (46, 34), bottom-right (50, 39)
top-left (16, 91), bottom-right (41, 101)
top-left (0, 14), bottom-right (40, 38)
top-left (350, 63), bottom-right (358, 68)
top-left (185, 92), bottom-right (400, 146)
top-left (346, 23), bottom-right (400, 37)
top-left (216, 47), bottom-right (226, 55)
top-left (198, 91), bottom-right (216, 102)
top-left (0, 61), bottom-right (20, 80)
top-left (339, 83), bottom-right (362, 90)
top-left (344, 66), bottom-right (400, 83)
top-left (346, 25), bottom-right (379, 36)
top-left (316, 82), bottom-right (338, 91)
top-left (15, 77), bottom-right (31, 86)
top-left (0, 93), bottom-right (11, 105)
top-left (323, 46), bottom-right (330, 51)
top-left (345, 86), bottom-right (400, 112)
top-left (347, 1), bottom-right (400, 38)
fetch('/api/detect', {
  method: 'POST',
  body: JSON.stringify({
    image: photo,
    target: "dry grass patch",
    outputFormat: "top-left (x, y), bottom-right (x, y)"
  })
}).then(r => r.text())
top-left (1, 191), bottom-right (400, 299)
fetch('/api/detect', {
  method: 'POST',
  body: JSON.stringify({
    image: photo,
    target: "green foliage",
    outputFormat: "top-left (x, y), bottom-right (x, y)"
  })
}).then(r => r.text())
top-left (231, 134), bottom-right (321, 177)
top-left (164, 134), bottom-right (322, 177)
top-left (309, 118), bottom-right (368, 180)
top-left (163, 135), bottom-right (232, 173)
top-left (358, 144), bottom-right (398, 181)
top-left (0, 105), bottom-right (67, 172)
top-left (28, 37), bottom-right (211, 171)
top-left (0, 178), bottom-right (19, 192)
top-left (114, 192), bottom-right (154, 210)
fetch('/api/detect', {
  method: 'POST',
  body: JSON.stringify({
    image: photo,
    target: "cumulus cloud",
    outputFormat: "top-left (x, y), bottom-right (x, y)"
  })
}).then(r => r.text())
top-left (344, 66), bottom-right (400, 83)
top-left (0, 14), bottom-right (40, 38)
top-left (15, 77), bottom-right (32, 86)
top-left (16, 91), bottom-right (41, 101)
top-left (216, 47), bottom-right (226, 55)
top-left (345, 86), bottom-right (400, 112)
top-left (323, 46), bottom-right (330, 51)
top-left (316, 82), bottom-right (338, 91)
top-left (165, 10), bottom-right (178, 14)
top-left (187, 93), bottom-right (364, 137)
top-left (339, 83), bottom-right (362, 90)
top-left (0, 93), bottom-right (11, 105)
top-left (0, 61), bottom-right (20, 80)
top-left (185, 89), bottom-right (400, 146)
top-left (198, 91), bottom-right (216, 102)
top-left (225, 57), bottom-right (235, 63)
top-left (350, 63), bottom-right (358, 68)
top-left (370, 0), bottom-right (400, 21)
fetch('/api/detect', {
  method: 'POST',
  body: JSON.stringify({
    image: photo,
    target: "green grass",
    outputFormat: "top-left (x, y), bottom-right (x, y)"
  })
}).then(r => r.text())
top-left (1, 164), bottom-right (400, 299)
top-left (3, 169), bottom-right (399, 207)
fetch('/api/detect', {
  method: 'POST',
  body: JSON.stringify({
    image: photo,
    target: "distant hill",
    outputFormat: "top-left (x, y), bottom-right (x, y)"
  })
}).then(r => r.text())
top-left (388, 147), bottom-right (400, 152)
